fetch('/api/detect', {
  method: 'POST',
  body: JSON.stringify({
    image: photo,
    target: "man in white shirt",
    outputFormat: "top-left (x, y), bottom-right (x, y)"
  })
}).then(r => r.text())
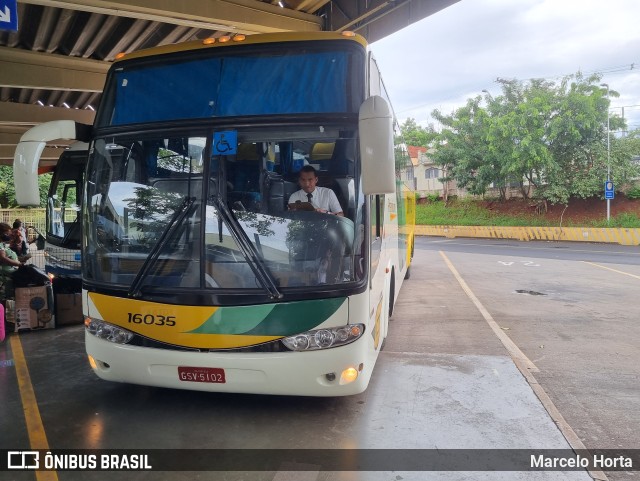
top-left (288, 166), bottom-right (344, 216)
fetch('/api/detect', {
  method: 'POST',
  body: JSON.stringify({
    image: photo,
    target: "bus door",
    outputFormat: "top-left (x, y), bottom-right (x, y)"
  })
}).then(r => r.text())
top-left (369, 194), bottom-right (386, 349)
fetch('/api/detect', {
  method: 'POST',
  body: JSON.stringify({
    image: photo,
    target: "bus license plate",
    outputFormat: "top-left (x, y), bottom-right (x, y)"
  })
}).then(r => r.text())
top-left (178, 366), bottom-right (226, 383)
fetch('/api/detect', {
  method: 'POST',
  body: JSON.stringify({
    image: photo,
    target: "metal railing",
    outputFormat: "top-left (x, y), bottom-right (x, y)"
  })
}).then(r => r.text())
top-left (0, 208), bottom-right (46, 242)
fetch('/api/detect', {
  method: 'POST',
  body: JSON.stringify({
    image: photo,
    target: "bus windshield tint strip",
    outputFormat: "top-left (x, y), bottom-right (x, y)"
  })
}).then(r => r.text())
top-left (110, 52), bottom-right (351, 125)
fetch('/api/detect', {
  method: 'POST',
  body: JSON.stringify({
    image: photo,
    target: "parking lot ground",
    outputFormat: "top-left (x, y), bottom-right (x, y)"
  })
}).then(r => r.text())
top-left (410, 237), bottom-right (640, 481)
top-left (3, 237), bottom-right (637, 480)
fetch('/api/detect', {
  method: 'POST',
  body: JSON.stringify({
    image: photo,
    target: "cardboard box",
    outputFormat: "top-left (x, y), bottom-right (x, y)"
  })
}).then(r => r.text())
top-left (55, 293), bottom-right (83, 326)
top-left (5, 299), bottom-right (15, 324)
top-left (14, 286), bottom-right (55, 331)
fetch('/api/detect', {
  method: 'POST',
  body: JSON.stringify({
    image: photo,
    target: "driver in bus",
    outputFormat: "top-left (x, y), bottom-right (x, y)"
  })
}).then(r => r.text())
top-left (288, 166), bottom-right (343, 216)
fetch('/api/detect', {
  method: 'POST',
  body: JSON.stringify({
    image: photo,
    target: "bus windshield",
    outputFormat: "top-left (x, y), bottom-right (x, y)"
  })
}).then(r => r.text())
top-left (83, 127), bottom-right (365, 294)
top-left (47, 149), bottom-right (85, 249)
top-left (97, 45), bottom-right (364, 127)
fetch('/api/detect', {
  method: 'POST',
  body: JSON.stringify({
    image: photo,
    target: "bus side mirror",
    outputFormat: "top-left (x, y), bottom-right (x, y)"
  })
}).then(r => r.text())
top-left (14, 141), bottom-right (46, 206)
top-left (13, 120), bottom-right (89, 206)
top-left (358, 95), bottom-right (395, 195)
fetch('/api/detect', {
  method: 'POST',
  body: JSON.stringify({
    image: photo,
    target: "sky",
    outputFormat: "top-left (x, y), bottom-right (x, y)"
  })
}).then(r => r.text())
top-left (371, 0), bottom-right (640, 133)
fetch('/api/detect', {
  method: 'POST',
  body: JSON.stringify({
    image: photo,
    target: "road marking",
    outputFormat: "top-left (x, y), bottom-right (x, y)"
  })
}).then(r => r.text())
top-left (440, 251), bottom-right (609, 481)
top-left (439, 251), bottom-right (539, 372)
top-left (498, 260), bottom-right (540, 267)
top-left (10, 335), bottom-right (59, 481)
top-left (582, 261), bottom-right (640, 280)
top-left (422, 238), bottom-right (640, 256)
top-left (513, 357), bottom-right (608, 481)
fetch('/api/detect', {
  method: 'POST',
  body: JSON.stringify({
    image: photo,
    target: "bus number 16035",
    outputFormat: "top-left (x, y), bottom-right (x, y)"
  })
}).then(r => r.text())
top-left (127, 313), bottom-right (176, 326)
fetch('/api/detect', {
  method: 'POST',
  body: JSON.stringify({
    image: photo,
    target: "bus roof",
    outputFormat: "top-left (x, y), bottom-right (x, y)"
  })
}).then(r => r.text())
top-left (114, 31), bottom-right (368, 64)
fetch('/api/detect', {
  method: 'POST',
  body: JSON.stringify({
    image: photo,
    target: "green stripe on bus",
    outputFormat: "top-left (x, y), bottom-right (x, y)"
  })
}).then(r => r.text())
top-left (187, 298), bottom-right (346, 336)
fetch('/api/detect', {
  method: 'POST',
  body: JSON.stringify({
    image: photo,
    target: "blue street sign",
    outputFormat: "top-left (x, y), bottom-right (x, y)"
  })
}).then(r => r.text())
top-left (604, 180), bottom-right (614, 200)
top-left (212, 131), bottom-right (237, 155)
top-left (0, 0), bottom-right (18, 32)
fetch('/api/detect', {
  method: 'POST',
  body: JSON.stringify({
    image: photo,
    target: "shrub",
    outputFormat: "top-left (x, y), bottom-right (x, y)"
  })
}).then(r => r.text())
top-left (426, 193), bottom-right (440, 203)
top-left (626, 186), bottom-right (640, 200)
top-left (611, 212), bottom-right (640, 228)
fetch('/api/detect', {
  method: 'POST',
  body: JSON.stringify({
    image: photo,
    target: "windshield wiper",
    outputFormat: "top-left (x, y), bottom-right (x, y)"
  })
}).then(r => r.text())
top-left (128, 196), bottom-right (196, 298)
top-left (61, 216), bottom-right (81, 248)
top-left (209, 195), bottom-right (283, 300)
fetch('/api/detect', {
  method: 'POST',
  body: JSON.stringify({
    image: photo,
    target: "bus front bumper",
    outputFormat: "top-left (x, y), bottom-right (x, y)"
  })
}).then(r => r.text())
top-left (85, 332), bottom-right (376, 397)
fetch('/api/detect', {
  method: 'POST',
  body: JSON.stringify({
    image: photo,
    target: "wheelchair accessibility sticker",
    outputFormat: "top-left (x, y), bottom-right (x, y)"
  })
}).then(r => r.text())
top-left (213, 131), bottom-right (237, 155)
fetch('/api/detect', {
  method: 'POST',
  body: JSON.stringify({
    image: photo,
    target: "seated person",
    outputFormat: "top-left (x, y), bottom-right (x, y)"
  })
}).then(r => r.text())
top-left (288, 166), bottom-right (343, 216)
top-left (10, 228), bottom-right (29, 258)
top-left (13, 219), bottom-right (28, 243)
top-left (0, 223), bottom-right (25, 299)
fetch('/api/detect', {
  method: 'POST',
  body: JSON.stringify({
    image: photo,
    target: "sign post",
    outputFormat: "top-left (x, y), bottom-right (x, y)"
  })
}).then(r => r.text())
top-left (604, 180), bottom-right (614, 222)
top-left (604, 181), bottom-right (614, 199)
top-left (0, 0), bottom-right (18, 32)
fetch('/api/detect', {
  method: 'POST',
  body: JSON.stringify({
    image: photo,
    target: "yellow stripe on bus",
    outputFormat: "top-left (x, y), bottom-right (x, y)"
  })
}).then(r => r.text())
top-left (117, 32), bottom-right (368, 63)
top-left (88, 293), bottom-right (280, 349)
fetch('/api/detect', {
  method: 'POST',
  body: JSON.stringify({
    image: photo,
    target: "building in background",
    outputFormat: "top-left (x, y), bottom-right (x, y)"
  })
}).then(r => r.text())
top-left (408, 146), bottom-right (464, 200)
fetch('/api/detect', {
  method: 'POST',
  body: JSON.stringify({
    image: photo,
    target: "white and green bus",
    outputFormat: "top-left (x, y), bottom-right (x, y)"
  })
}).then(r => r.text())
top-left (16, 32), bottom-right (415, 396)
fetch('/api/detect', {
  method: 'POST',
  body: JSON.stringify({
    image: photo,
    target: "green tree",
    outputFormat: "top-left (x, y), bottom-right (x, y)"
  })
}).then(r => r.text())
top-left (400, 118), bottom-right (437, 147)
top-left (0, 166), bottom-right (13, 207)
top-left (429, 71), bottom-right (637, 206)
top-left (486, 78), bottom-right (556, 199)
top-left (540, 74), bottom-right (612, 203)
top-left (39, 174), bottom-right (53, 206)
top-left (612, 129), bottom-right (640, 190)
top-left (0, 166), bottom-right (51, 207)
top-left (432, 97), bottom-right (502, 198)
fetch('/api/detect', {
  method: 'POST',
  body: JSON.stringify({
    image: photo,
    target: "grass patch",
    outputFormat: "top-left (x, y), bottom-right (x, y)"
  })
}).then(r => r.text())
top-left (587, 212), bottom-right (640, 228)
top-left (416, 199), bottom-right (545, 227)
top-left (416, 199), bottom-right (640, 228)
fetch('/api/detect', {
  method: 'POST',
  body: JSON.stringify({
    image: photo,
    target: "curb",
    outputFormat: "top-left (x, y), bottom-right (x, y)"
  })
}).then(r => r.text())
top-left (415, 225), bottom-right (640, 246)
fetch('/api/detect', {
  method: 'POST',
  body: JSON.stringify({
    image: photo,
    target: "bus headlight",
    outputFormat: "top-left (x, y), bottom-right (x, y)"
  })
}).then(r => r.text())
top-left (85, 318), bottom-right (134, 345)
top-left (282, 324), bottom-right (364, 351)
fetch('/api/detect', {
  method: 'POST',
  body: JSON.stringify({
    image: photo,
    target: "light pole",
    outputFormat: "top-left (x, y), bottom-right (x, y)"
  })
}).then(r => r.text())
top-left (601, 84), bottom-right (611, 222)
